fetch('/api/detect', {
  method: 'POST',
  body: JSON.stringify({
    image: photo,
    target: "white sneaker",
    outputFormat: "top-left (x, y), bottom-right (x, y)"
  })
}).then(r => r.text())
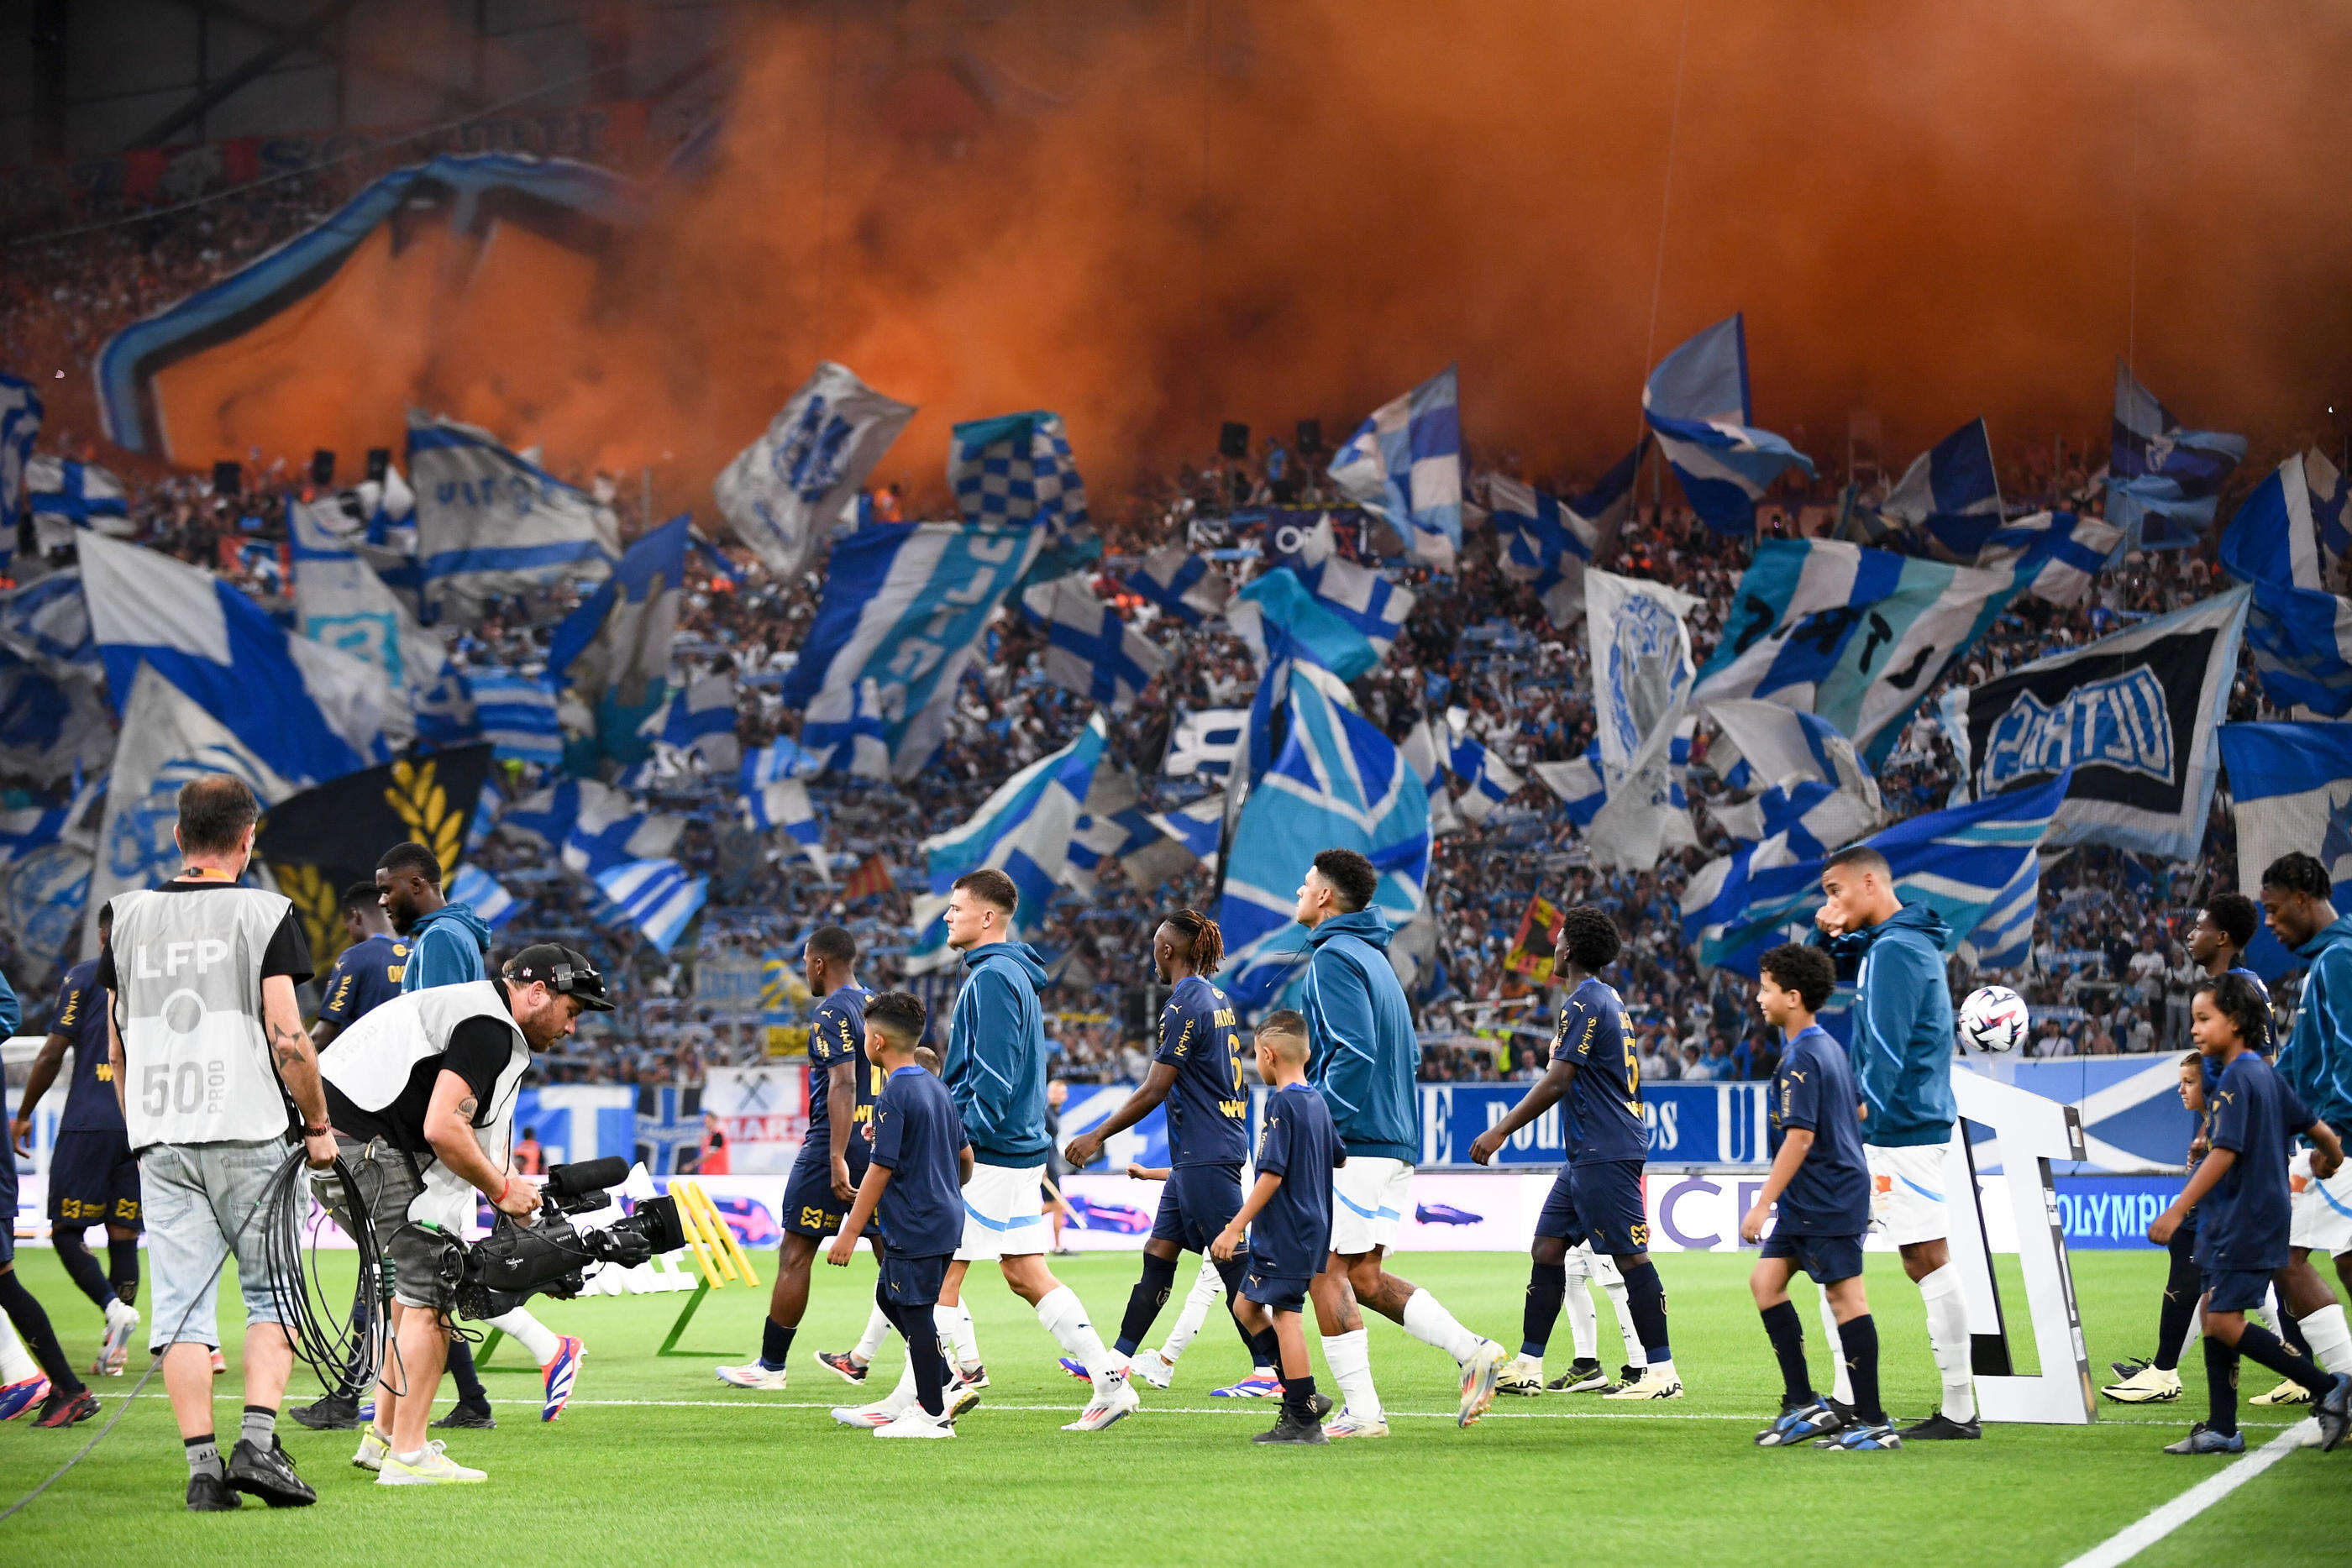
top-left (1496, 1353), bottom-right (1545, 1397)
top-left (1457, 1339), bottom-right (1505, 1426)
top-left (376, 1445), bottom-right (486, 1485)
top-left (96, 1301), bottom-right (139, 1376)
top-left (1063, 1366), bottom-right (1141, 1431)
top-left (1603, 1365), bottom-right (1684, 1400)
top-left (874, 1408), bottom-right (957, 1439)
top-left (1132, 1350), bottom-right (1177, 1390)
top-left (354, 1432), bottom-right (443, 1474)
top-left (2101, 1365), bottom-right (2182, 1404)
top-left (715, 1361), bottom-right (790, 1391)
top-left (832, 1399), bottom-right (906, 1429)
top-left (1323, 1407), bottom-right (1389, 1439)
top-left (2296, 1416), bottom-right (2327, 1449)
top-left (2250, 1378), bottom-right (2313, 1408)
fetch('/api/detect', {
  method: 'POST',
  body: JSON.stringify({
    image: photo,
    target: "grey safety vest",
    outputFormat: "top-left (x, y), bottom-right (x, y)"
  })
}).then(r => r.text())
top-left (108, 884), bottom-right (295, 1150)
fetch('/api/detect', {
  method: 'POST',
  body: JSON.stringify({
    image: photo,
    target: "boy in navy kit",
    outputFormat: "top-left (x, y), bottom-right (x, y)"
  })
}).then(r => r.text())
top-left (2150, 973), bottom-right (2352, 1453)
top-left (829, 992), bottom-right (975, 1439)
top-left (1214, 1011), bottom-right (1342, 1445)
top-left (1740, 945), bottom-right (1896, 1452)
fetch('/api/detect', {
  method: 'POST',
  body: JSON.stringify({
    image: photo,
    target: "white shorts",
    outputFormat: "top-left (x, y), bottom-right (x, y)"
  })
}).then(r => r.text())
top-left (2289, 1149), bottom-right (2352, 1256)
top-left (955, 1162), bottom-right (1049, 1261)
top-left (1866, 1141), bottom-right (1953, 1248)
top-left (1330, 1156), bottom-right (1413, 1256)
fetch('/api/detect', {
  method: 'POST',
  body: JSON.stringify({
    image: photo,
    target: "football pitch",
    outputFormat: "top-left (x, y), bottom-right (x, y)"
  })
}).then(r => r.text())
top-left (1, 1249), bottom-right (2344, 1566)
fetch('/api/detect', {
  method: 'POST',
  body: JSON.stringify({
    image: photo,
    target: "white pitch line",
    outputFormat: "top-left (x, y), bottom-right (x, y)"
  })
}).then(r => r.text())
top-left (2058, 1423), bottom-right (2315, 1568)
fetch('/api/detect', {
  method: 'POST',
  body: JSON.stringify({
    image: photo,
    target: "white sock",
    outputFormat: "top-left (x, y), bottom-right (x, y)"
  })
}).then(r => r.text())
top-left (1402, 1287), bottom-right (1483, 1364)
top-left (1593, 1253), bottom-right (1646, 1368)
top-left (1035, 1286), bottom-right (1112, 1381)
top-left (875, 1351), bottom-right (917, 1415)
top-left (853, 1303), bottom-right (893, 1363)
top-left (1162, 1260), bottom-right (1225, 1361)
top-left (0, 1315), bottom-right (36, 1383)
top-left (939, 1301), bottom-right (982, 1370)
top-left (1918, 1264), bottom-right (1977, 1422)
top-left (1321, 1327), bottom-right (1382, 1422)
top-left (2256, 1285), bottom-right (2283, 1332)
top-left (1817, 1286), bottom-right (1853, 1406)
top-left (1561, 1249), bottom-right (1599, 1361)
top-left (489, 1308), bottom-right (561, 1365)
top-left (2297, 1303), bottom-right (2352, 1375)
top-left (104, 1297), bottom-right (139, 1329)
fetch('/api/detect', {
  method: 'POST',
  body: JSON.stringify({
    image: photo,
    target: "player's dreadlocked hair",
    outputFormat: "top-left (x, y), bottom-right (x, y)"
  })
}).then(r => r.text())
top-left (1162, 907), bottom-right (1225, 974)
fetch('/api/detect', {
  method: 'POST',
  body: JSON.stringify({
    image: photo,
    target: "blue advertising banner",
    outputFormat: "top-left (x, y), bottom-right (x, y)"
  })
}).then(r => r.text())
top-left (1412, 1083), bottom-right (1771, 1167)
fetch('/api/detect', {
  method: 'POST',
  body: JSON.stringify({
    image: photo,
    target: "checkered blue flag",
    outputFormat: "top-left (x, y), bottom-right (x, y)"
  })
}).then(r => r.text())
top-left (948, 411), bottom-right (1087, 534)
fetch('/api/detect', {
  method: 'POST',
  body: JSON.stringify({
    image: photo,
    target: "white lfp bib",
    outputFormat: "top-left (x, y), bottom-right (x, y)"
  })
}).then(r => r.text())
top-left (108, 885), bottom-right (294, 1150)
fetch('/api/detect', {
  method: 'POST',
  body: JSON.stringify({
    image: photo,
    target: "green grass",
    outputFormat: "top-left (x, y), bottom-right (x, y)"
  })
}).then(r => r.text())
top-left (2, 1248), bottom-right (2345, 1565)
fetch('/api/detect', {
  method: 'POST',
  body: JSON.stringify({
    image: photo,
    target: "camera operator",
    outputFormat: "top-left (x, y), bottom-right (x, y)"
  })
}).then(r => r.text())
top-left (97, 776), bottom-right (329, 1513)
top-left (312, 944), bottom-right (611, 1487)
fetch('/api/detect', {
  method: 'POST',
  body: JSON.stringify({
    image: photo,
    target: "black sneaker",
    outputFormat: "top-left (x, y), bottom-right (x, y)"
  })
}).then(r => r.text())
top-left (226, 1437), bottom-right (316, 1507)
top-left (1899, 1412), bottom-right (1982, 1440)
top-left (432, 1400), bottom-right (496, 1429)
top-left (1547, 1359), bottom-right (1610, 1393)
top-left (186, 1471), bottom-right (241, 1512)
top-left (33, 1387), bottom-right (98, 1428)
top-left (291, 1392), bottom-right (368, 1431)
top-left (1310, 1392), bottom-right (1334, 1421)
top-left (1253, 1408), bottom-right (1331, 1445)
top-left (2108, 1356), bottom-right (2152, 1382)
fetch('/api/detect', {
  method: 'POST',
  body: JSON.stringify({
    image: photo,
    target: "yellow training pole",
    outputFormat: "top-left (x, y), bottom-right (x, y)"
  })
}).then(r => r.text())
top-left (674, 1182), bottom-right (721, 1282)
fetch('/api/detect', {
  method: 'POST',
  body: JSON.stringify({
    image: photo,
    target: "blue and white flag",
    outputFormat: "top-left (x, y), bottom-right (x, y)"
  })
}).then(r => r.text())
top-left (561, 784), bottom-right (685, 878)
top-left (743, 734), bottom-right (825, 786)
top-left (948, 411), bottom-right (1087, 534)
top-left (1145, 791), bottom-right (1226, 876)
top-left (25, 455), bottom-right (130, 551)
top-left (407, 412), bottom-right (618, 618)
top-left (1021, 575), bottom-right (1168, 711)
top-left (77, 532), bottom-right (404, 784)
top-left (1063, 772), bottom-right (1187, 895)
top-left (797, 675), bottom-right (892, 779)
top-left (546, 512), bottom-right (689, 711)
top-left (2106, 361), bottom-right (2246, 553)
top-left (648, 670), bottom-right (739, 771)
top-left (1937, 588), bottom-right (2246, 862)
top-left (1163, 706), bottom-right (1247, 779)
top-left (446, 863), bottom-right (518, 930)
top-left (742, 778), bottom-right (827, 875)
top-left (780, 520), bottom-right (1047, 779)
top-left (497, 779), bottom-right (584, 852)
top-left (1708, 778), bottom-right (1882, 861)
top-left (1880, 417), bottom-right (2003, 554)
top-left (903, 711), bottom-right (1108, 973)
top-left (2217, 722), bottom-right (2352, 978)
top-left (1247, 515), bottom-right (1416, 664)
top-left (288, 498), bottom-right (467, 743)
top-left (1216, 660), bottom-right (1431, 1011)
top-left (1487, 440), bottom-right (1644, 626)
top-left (1228, 567), bottom-right (1382, 683)
top-left (715, 361), bottom-right (916, 578)
top-left (1585, 568), bottom-right (1701, 867)
top-left (595, 858), bottom-right (706, 955)
top-left (1702, 697), bottom-right (1872, 799)
top-left (465, 667), bottom-right (564, 765)
top-left (0, 569), bottom-right (97, 678)
top-left (1327, 365), bottom-right (1464, 568)
top-left (0, 651), bottom-right (113, 784)
top-left (0, 374), bottom-right (40, 552)
top-left (1693, 538), bottom-right (2022, 769)
top-left (1124, 548), bottom-right (1231, 623)
top-left (1971, 511), bottom-right (2123, 607)
top-left (2221, 451), bottom-right (2345, 593)
top-left (1445, 726), bottom-right (1523, 826)
top-left (1644, 314), bottom-right (1816, 535)
top-left (1530, 747), bottom-right (1606, 828)
top-left (2219, 460), bottom-right (2352, 716)
top-left (0, 783), bottom-right (93, 867)
top-left (1681, 770), bottom-right (2070, 977)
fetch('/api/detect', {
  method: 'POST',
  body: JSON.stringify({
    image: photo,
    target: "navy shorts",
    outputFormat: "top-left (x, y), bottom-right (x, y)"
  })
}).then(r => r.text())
top-left (1151, 1163), bottom-right (1245, 1252)
top-left (48, 1128), bottom-right (142, 1230)
top-left (2203, 1266), bottom-right (2276, 1314)
top-left (878, 1251), bottom-right (949, 1310)
top-left (1568, 1160), bottom-right (1649, 1256)
top-left (1240, 1259), bottom-right (1310, 1314)
top-left (1535, 1169), bottom-right (1586, 1245)
top-left (1761, 1230), bottom-right (1865, 1285)
top-left (781, 1141), bottom-right (871, 1239)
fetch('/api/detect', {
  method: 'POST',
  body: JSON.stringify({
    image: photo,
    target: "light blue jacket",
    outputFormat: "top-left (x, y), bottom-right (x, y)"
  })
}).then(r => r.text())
top-left (1825, 901), bottom-right (1956, 1149)
top-left (1302, 910), bottom-right (1419, 1162)
top-left (946, 941), bottom-right (1053, 1168)
top-left (2280, 914), bottom-right (2352, 1131)
top-left (402, 903), bottom-right (491, 992)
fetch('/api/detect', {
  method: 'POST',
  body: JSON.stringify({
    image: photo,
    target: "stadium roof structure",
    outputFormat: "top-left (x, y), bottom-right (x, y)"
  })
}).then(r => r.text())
top-left (96, 152), bottom-right (644, 467)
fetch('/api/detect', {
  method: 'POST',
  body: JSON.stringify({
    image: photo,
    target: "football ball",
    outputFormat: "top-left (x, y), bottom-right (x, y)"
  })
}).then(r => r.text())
top-left (1958, 984), bottom-right (2029, 1053)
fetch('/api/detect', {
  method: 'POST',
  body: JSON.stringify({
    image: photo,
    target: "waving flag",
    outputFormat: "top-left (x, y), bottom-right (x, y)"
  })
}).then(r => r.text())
top-left (1585, 569), bottom-right (1700, 867)
top-left (2106, 362), bottom-right (2245, 553)
top-left (462, 668), bottom-right (563, 765)
top-left (497, 779), bottom-right (584, 852)
top-left (288, 497), bottom-right (467, 744)
top-left (1693, 538), bottom-right (2021, 769)
top-left (2218, 722), bottom-right (2352, 978)
top-left (1487, 440), bottom-right (1644, 626)
top-left (1445, 726), bottom-right (1523, 825)
top-left (25, 455), bottom-right (131, 552)
top-left (743, 734), bottom-right (824, 786)
top-left (547, 512), bottom-right (688, 705)
top-left (1327, 365), bottom-right (1464, 567)
top-left (1064, 772), bottom-right (1189, 895)
top-left (742, 778), bottom-right (827, 874)
top-left (1703, 697), bottom-right (1876, 800)
top-left (1971, 511), bottom-right (2122, 607)
top-left (561, 785), bottom-right (685, 878)
top-left (595, 859), bottom-right (706, 955)
top-left (444, 864), bottom-right (517, 930)
top-left (1644, 315), bottom-right (1816, 535)
top-left (1021, 576), bottom-right (1168, 710)
top-left (903, 711), bottom-right (1108, 973)
top-left (0, 652), bottom-right (113, 783)
top-left (1229, 567), bottom-right (1382, 682)
top-left (1681, 770), bottom-right (2069, 977)
top-left (1709, 778), bottom-right (1882, 860)
top-left (648, 670), bottom-right (739, 771)
top-left (1145, 792), bottom-right (1227, 876)
top-left (715, 362), bottom-right (916, 578)
top-left (1216, 659), bottom-right (1431, 1011)
top-left (949, 411), bottom-right (1087, 534)
top-left (407, 412), bottom-right (618, 618)
top-left (1124, 548), bottom-right (1231, 624)
top-left (78, 532), bottom-right (404, 784)
top-left (2220, 459), bottom-right (2352, 716)
top-left (0, 570), bottom-right (97, 679)
top-left (780, 519), bottom-right (1048, 779)
top-left (1879, 417), bottom-right (2003, 556)
top-left (1163, 706), bottom-right (1247, 779)
top-left (0, 373), bottom-right (39, 544)
top-left (1530, 747), bottom-right (1606, 828)
top-left (798, 675), bottom-right (892, 779)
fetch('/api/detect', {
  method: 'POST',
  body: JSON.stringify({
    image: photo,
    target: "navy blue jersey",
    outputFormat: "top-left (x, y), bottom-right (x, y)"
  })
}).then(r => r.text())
top-left (807, 983), bottom-right (876, 1145)
top-left (1248, 1083), bottom-right (1341, 1278)
top-left (870, 1064), bottom-right (967, 1256)
top-left (50, 961), bottom-right (122, 1135)
top-left (317, 935), bottom-right (409, 1030)
top-left (1158, 974), bottom-right (1249, 1167)
top-left (1551, 977), bottom-right (1646, 1166)
top-left (2200, 1049), bottom-right (2315, 1272)
top-left (1769, 1025), bottom-right (1871, 1235)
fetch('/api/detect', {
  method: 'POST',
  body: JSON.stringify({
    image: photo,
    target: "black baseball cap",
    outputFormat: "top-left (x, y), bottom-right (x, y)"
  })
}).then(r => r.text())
top-left (507, 944), bottom-right (615, 1011)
